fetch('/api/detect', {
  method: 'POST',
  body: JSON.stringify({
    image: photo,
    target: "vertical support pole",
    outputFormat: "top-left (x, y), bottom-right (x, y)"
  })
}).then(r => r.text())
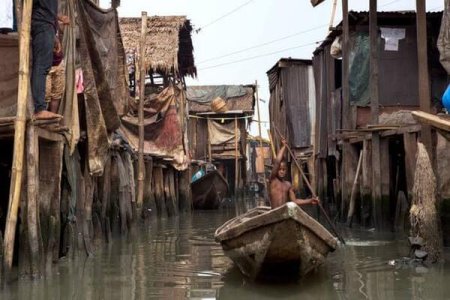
top-left (137, 11), bottom-right (147, 212)
top-left (234, 117), bottom-right (239, 211)
top-left (370, 0), bottom-right (381, 229)
top-left (341, 0), bottom-right (350, 131)
top-left (267, 129), bottom-right (276, 157)
top-left (207, 118), bottom-right (212, 163)
top-left (4, 0), bottom-right (33, 274)
top-left (27, 125), bottom-right (41, 277)
top-left (255, 81), bottom-right (268, 200)
top-left (416, 0), bottom-right (432, 153)
top-left (14, 0), bottom-right (22, 33)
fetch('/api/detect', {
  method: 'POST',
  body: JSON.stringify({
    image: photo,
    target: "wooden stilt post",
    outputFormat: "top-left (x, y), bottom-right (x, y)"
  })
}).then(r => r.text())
top-left (341, 0), bottom-right (350, 131)
top-left (3, 0), bottom-right (33, 274)
top-left (137, 11), bottom-right (147, 213)
top-left (416, 0), bottom-right (433, 154)
top-left (26, 125), bottom-right (41, 277)
top-left (369, 0), bottom-right (382, 229)
top-left (234, 117), bottom-right (239, 214)
top-left (347, 150), bottom-right (363, 227)
top-left (255, 81), bottom-right (268, 201)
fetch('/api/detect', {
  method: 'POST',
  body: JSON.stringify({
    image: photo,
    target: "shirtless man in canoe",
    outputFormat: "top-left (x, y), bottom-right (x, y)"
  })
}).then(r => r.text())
top-left (269, 138), bottom-right (319, 209)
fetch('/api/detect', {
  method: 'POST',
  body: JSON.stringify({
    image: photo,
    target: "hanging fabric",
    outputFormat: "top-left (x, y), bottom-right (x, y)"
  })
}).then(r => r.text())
top-left (0, 0), bottom-right (13, 30)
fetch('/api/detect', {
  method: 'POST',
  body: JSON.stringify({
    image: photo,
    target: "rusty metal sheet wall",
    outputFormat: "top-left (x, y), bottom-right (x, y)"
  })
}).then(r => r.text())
top-left (379, 25), bottom-right (419, 106)
top-left (269, 82), bottom-right (287, 154)
top-left (316, 52), bottom-right (329, 159)
top-left (280, 65), bottom-right (311, 148)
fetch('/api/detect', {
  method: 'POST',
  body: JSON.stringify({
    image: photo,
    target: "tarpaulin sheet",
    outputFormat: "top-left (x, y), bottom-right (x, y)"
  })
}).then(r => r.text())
top-left (187, 85), bottom-right (247, 103)
top-left (59, 0), bottom-right (80, 153)
top-left (0, 35), bottom-right (19, 117)
top-left (77, 0), bottom-right (129, 175)
top-left (120, 84), bottom-right (189, 171)
top-left (207, 119), bottom-right (240, 145)
top-left (349, 32), bottom-right (370, 106)
top-left (438, 0), bottom-right (450, 74)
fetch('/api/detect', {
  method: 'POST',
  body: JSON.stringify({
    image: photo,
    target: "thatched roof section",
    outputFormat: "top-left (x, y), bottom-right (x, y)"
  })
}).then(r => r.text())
top-left (187, 85), bottom-right (255, 113)
top-left (310, 0), bottom-right (326, 7)
top-left (119, 16), bottom-right (196, 78)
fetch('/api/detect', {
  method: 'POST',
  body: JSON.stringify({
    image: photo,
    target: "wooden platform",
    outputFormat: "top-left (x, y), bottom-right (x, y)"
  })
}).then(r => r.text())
top-left (0, 117), bottom-right (66, 141)
top-left (333, 124), bottom-right (421, 144)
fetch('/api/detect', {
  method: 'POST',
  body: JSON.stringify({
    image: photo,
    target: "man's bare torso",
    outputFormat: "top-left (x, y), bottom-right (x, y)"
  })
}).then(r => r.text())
top-left (269, 177), bottom-right (291, 208)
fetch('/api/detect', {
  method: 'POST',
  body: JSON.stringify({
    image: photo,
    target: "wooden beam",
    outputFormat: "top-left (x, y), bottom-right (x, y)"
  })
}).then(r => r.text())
top-left (3, 0), bottom-right (33, 274)
top-left (412, 111), bottom-right (450, 132)
top-left (137, 11), bottom-right (147, 211)
top-left (35, 127), bottom-right (64, 142)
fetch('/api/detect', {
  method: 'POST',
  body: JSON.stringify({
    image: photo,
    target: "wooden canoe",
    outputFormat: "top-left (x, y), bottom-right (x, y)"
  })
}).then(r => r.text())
top-left (192, 170), bottom-right (229, 210)
top-left (215, 203), bottom-right (338, 279)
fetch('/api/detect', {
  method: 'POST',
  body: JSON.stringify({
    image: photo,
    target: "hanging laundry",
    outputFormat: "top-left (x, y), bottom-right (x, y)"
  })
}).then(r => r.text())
top-left (0, 0), bottom-right (14, 30)
top-left (75, 68), bottom-right (84, 94)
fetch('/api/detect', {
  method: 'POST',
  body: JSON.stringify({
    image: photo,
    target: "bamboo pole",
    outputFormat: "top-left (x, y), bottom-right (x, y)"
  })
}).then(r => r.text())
top-left (3, 0), bottom-right (33, 273)
top-left (255, 81), bottom-right (268, 200)
top-left (137, 11), bottom-right (147, 211)
top-left (346, 150), bottom-right (363, 227)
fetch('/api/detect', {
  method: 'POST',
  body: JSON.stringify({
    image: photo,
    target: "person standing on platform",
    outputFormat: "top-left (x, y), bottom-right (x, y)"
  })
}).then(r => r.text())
top-left (31, 0), bottom-right (69, 120)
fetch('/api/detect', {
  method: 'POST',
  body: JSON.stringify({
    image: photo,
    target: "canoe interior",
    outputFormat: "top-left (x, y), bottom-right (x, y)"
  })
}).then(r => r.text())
top-left (215, 204), bottom-right (338, 279)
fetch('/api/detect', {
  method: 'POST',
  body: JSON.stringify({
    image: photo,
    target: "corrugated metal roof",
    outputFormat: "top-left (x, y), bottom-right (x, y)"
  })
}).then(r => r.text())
top-left (313, 10), bottom-right (443, 55)
top-left (266, 58), bottom-right (312, 75)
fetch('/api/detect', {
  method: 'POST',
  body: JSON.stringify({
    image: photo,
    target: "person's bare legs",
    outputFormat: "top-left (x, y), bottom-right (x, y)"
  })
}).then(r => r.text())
top-left (48, 98), bottom-right (60, 113)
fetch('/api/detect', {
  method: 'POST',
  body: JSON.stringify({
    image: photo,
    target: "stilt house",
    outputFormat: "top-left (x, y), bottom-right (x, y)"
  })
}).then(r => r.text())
top-left (267, 58), bottom-right (316, 196)
top-left (310, 8), bottom-right (449, 231)
top-left (187, 85), bottom-right (256, 195)
top-left (0, 0), bottom-right (138, 280)
top-left (119, 16), bottom-right (196, 217)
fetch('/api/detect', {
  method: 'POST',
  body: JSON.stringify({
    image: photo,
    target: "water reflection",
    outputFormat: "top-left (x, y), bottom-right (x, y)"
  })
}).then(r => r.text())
top-left (1, 210), bottom-right (450, 299)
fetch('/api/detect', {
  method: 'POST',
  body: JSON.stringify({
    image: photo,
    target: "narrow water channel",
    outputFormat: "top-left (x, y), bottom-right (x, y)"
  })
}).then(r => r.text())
top-left (2, 209), bottom-right (450, 299)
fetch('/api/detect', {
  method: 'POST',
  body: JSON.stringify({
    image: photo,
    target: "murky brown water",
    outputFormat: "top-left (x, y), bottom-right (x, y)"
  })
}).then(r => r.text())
top-left (2, 209), bottom-right (450, 299)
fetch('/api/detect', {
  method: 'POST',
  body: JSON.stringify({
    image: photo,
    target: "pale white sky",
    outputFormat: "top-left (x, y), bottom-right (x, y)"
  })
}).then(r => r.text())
top-left (100, 0), bottom-right (444, 137)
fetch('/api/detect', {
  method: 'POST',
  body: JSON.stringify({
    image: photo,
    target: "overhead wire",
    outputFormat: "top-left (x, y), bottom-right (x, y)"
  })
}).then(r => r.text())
top-left (198, 41), bottom-right (320, 71)
top-left (197, 24), bottom-right (328, 64)
top-left (379, 0), bottom-right (402, 8)
top-left (195, 0), bottom-right (255, 33)
top-left (196, 0), bottom-right (416, 71)
top-left (197, 0), bottom-right (405, 68)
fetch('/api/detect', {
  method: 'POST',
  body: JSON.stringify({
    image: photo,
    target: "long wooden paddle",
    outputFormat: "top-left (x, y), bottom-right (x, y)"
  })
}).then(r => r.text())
top-left (273, 126), bottom-right (345, 245)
